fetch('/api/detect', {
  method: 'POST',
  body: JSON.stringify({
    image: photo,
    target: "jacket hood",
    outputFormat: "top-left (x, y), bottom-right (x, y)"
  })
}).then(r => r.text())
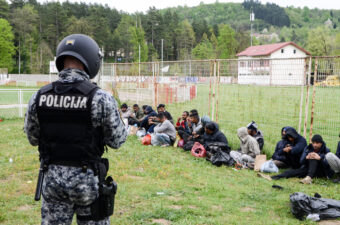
top-left (281, 126), bottom-right (293, 134)
top-left (145, 106), bottom-right (153, 114)
top-left (205, 122), bottom-right (219, 133)
top-left (201, 115), bottom-right (211, 126)
top-left (285, 127), bottom-right (299, 140)
top-left (237, 127), bottom-right (249, 142)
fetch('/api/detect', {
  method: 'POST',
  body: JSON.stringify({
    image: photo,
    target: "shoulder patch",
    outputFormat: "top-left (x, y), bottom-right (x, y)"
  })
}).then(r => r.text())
top-left (39, 83), bottom-right (53, 94)
top-left (76, 81), bottom-right (98, 95)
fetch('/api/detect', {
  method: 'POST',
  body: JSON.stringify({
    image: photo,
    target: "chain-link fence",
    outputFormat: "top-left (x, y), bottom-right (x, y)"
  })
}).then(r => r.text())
top-left (1, 57), bottom-right (339, 154)
top-left (308, 57), bottom-right (340, 152)
top-left (0, 89), bottom-right (38, 118)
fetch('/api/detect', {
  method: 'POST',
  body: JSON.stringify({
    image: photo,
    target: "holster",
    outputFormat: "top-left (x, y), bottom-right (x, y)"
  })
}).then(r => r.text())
top-left (90, 176), bottom-right (117, 221)
top-left (77, 158), bottom-right (117, 222)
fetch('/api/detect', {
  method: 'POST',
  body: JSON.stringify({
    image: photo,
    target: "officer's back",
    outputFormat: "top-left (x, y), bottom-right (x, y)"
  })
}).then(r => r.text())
top-left (25, 34), bottom-right (127, 225)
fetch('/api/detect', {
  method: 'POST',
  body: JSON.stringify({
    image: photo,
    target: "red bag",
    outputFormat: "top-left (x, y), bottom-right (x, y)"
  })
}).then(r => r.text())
top-left (142, 134), bottom-right (151, 145)
top-left (177, 139), bottom-right (185, 148)
top-left (191, 142), bottom-right (206, 158)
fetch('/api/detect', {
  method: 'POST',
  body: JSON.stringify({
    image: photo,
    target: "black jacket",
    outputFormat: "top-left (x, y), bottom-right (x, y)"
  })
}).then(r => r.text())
top-left (336, 141), bottom-right (340, 159)
top-left (300, 142), bottom-right (333, 178)
top-left (140, 106), bottom-right (157, 130)
top-left (202, 122), bottom-right (228, 145)
top-left (271, 126), bottom-right (293, 162)
top-left (284, 127), bottom-right (307, 169)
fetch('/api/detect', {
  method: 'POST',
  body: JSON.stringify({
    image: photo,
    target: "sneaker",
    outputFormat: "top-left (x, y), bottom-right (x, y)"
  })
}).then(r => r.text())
top-left (161, 144), bottom-right (169, 147)
top-left (300, 176), bottom-right (312, 184)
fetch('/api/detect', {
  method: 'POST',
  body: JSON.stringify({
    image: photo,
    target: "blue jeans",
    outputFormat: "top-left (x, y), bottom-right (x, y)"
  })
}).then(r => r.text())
top-left (155, 133), bottom-right (171, 146)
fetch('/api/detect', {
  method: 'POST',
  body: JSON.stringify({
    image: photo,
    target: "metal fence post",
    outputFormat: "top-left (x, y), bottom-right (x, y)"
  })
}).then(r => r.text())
top-left (303, 56), bottom-right (312, 138)
top-left (211, 60), bottom-right (217, 121)
top-left (209, 60), bottom-right (213, 118)
top-left (298, 57), bottom-right (307, 134)
top-left (215, 60), bottom-right (220, 123)
top-left (309, 57), bottom-right (318, 143)
top-left (19, 89), bottom-right (23, 118)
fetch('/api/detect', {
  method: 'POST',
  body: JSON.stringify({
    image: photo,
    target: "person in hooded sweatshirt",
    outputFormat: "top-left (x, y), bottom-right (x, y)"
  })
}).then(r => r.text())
top-left (202, 122), bottom-right (228, 146)
top-left (275, 127), bottom-right (307, 169)
top-left (139, 106), bottom-right (157, 132)
top-left (325, 133), bottom-right (340, 183)
top-left (230, 127), bottom-right (260, 167)
top-left (271, 126), bottom-right (293, 168)
top-left (247, 121), bottom-right (264, 151)
top-left (272, 134), bottom-right (333, 184)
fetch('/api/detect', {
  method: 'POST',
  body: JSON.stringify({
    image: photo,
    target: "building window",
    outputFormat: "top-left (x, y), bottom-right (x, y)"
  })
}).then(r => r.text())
top-left (293, 49), bottom-right (296, 54)
top-left (281, 49), bottom-right (284, 53)
top-left (240, 61), bottom-right (245, 67)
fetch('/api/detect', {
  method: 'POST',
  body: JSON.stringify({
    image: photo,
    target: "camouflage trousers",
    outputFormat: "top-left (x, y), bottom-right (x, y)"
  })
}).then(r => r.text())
top-left (41, 165), bottom-right (110, 225)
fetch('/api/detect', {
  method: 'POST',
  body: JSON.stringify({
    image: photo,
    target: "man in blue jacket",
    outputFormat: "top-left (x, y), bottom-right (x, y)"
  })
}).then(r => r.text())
top-left (299, 134), bottom-right (333, 184)
top-left (272, 127), bottom-right (291, 168)
top-left (325, 133), bottom-right (340, 183)
top-left (272, 134), bottom-right (333, 184)
top-left (139, 106), bottom-right (157, 133)
top-left (274, 127), bottom-right (307, 169)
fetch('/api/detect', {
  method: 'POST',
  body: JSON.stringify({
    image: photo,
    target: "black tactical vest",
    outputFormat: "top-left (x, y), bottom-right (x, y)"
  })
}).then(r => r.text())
top-left (36, 80), bottom-right (104, 163)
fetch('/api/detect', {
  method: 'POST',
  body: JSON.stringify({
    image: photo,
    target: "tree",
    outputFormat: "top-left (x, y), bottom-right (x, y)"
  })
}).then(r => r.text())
top-left (0, 18), bottom-right (15, 71)
top-left (11, 4), bottom-right (38, 73)
top-left (176, 20), bottom-right (195, 60)
top-left (192, 33), bottom-right (215, 59)
top-left (129, 26), bottom-right (148, 62)
top-left (306, 27), bottom-right (332, 56)
top-left (113, 15), bottom-right (134, 62)
top-left (333, 33), bottom-right (340, 55)
top-left (192, 18), bottom-right (211, 43)
top-left (0, 0), bottom-right (9, 19)
top-left (217, 24), bottom-right (237, 59)
top-left (63, 16), bottom-right (93, 37)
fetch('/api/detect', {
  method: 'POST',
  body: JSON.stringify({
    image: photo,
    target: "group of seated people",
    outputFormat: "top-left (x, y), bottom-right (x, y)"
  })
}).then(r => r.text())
top-left (119, 103), bottom-right (176, 146)
top-left (271, 127), bottom-right (340, 184)
top-left (119, 103), bottom-right (340, 184)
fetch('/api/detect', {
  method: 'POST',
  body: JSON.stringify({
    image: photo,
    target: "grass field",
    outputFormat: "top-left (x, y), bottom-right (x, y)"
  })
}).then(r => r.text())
top-left (1, 83), bottom-right (339, 154)
top-left (1, 119), bottom-right (340, 224)
top-left (165, 84), bottom-right (340, 155)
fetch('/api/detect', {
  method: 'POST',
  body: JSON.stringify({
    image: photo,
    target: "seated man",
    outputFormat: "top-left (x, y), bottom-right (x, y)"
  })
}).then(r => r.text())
top-left (190, 112), bottom-right (202, 135)
top-left (140, 106), bottom-right (157, 132)
top-left (274, 127), bottom-right (307, 169)
top-left (272, 134), bottom-right (333, 184)
top-left (325, 133), bottom-right (340, 183)
top-left (272, 126), bottom-right (292, 168)
top-left (230, 127), bottom-right (260, 167)
top-left (153, 112), bottom-right (177, 146)
top-left (202, 122), bottom-right (228, 146)
top-left (247, 121), bottom-right (264, 151)
top-left (128, 104), bottom-right (144, 126)
top-left (157, 104), bottom-right (173, 124)
top-left (178, 113), bottom-right (206, 144)
top-left (119, 103), bottom-right (133, 126)
top-left (176, 111), bottom-right (189, 131)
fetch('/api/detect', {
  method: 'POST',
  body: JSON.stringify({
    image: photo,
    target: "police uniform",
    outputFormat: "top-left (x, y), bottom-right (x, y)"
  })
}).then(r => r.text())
top-left (24, 34), bottom-right (127, 225)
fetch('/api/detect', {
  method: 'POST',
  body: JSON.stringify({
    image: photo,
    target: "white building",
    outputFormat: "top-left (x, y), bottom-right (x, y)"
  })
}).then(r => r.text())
top-left (236, 42), bottom-right (310, 86)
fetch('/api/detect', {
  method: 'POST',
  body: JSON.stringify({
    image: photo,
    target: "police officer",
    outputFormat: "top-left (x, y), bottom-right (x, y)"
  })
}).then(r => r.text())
top-left (24, 34), bottom-right (127, 224)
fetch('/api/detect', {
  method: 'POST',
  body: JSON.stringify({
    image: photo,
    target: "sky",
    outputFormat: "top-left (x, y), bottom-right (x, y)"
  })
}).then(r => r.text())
top-left (37, 0), bottom-right (340, 13)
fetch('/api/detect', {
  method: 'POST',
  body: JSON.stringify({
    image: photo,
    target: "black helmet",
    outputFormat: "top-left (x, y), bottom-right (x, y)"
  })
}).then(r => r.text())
top-left (56, 34), bottom-right (103, 79)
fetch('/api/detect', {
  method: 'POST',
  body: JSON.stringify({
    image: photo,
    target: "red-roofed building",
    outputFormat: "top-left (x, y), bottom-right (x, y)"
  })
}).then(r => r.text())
top-left (237, 42), bottom-right (310, 86)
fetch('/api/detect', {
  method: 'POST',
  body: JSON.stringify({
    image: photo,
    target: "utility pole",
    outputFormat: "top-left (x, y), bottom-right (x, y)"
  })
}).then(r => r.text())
top-left (250, 11), bottom-right (255, 46)
top-left (161, 39), bottom-right (163, 76)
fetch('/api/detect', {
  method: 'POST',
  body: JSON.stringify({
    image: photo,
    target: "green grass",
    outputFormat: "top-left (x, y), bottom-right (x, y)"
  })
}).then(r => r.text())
top-left (1, 84), bottom-right (339, 152)
top-left (1, 119), bottom-right (340, 224)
